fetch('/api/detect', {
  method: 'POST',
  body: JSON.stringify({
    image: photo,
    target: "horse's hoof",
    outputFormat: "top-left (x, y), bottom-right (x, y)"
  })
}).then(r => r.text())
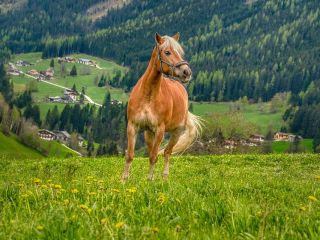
top-left (162, 174), bottom-right (169, 181)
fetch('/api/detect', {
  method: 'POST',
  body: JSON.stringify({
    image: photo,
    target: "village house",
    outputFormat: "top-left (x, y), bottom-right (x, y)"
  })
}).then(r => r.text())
top-left (16, 60), bottom-right (32, 67)
top-left (48, 96), bottom-right (63, 103)
top-left (38, 68), bottom-right (54, 80)
top-left (273, 132), bottom-right (302, 142)
top-left (54, 131), bottom-right (71, 142)
top-left (64, 89), bottom-right (78, 102)
top-left (27, 69), bottom-right (39, 76)
top-left (111, 99), bottom-right (123, 105)
top-left (249, 134), bottom-right (265, 143)
top-left (38, 129), bottom-right (57, 141)
top-left (78, 58), bottom-right (96, 66)
top-left (7, 63), bottom-right (21, 76)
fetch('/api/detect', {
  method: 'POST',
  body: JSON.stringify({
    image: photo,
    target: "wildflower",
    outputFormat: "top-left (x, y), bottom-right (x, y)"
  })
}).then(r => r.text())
top-left (33, 178), bottom-right (41, 184)
top-left (48, 183), bottom-right (54, 188)
top-left (20, 194), bottom-right (29, 198)
top-left (115, 221), bottom-right (125, 229)
top-left (41, 184), bottom-right (48, 189)
top-left (176, 224), bottom-right (181, 232)
top-left (47, 179), bottom-right (52, 183)
top-left (36, 225), bottom-right (44, 231)
top-left (54, 184), bottom-right (62, 190)
top-left (79, 204), bottom-right (89, 210)
top-left (152, 227), bottom-right (159, 233)
top-left (299, 206), bottom-right (306, 211)
top-left (71, 188), bottom-right (79, 193)
top-left (100, 218), bottom-right (108, 224)
top-left (126, 187), bottom-right (137, 193)
top-left (86, 176), bottom-right (94, 181)
top-left (88, 191), bottom-right (97, 196)
top-left (157, 192), bottom-right (167, 205)
top-left (64, 199), bottom-right (70, 205)
top-left (111, 189), bottom-right (120, 193)
top-left (10, 220), bottom-right (15, 224)
top-left (98, 180), bottom-right (104, 184)
top-left (308, 196), bottom-right (318, 202)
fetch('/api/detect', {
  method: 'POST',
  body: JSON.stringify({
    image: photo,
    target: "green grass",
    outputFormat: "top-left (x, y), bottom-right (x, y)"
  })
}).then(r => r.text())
top-left (0, 132), bottom-right (43, 159)
top-left (192, 102), bottom-right (284, 134)
top-left (1, 154), bottom-right (320, 239)
top-left (272, 139), bottom-right (314, 153)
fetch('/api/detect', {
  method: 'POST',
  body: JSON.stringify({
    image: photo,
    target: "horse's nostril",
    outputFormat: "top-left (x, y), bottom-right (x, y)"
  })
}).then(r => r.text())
top-left (183, 69), bottom-right (190, 76)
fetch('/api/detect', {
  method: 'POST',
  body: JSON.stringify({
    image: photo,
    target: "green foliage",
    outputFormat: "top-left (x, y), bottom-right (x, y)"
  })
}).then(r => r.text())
top-left (70, 65), bottom-right (77, 76)
top-left (1, 155), bottom-right (320, 238)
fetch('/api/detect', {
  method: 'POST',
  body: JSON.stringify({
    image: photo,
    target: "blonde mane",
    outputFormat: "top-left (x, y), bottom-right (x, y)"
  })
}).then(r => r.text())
top-left (159, 36), bottom-right (184, 56)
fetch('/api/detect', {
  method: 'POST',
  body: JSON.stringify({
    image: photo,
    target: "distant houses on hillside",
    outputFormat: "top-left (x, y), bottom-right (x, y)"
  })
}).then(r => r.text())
top-left (27, 68), bottom-right (54, 80)
top-left (7, 62), bottom-right (21, 76)
top-left (48, 89), bottom-right (79, 104)
top-left (58, 56), bottom-right (97, 67)
top-left (223, 132), bottom-right (302, 149)
top-left (16, 60), bottom-right (33, 67)
top-left (38, 129), bottom-right (84, 147)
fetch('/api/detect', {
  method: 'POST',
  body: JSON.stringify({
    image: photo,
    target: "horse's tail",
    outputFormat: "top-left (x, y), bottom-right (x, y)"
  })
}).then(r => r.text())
top-left (160, 112), bottom-right (203, 155)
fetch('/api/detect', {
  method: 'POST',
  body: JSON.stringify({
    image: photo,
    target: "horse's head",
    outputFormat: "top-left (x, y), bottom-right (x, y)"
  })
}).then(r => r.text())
top-left (155, 32), bottom-right (192, 83)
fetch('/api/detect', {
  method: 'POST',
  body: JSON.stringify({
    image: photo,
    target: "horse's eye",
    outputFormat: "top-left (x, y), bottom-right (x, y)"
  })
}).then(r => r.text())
top-left (164, 51), bottom-right (171, 56)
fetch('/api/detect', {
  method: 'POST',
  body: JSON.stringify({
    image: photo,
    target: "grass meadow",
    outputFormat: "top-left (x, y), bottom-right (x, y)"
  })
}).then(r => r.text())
top-left (1, 154), bottom-right (320, 239)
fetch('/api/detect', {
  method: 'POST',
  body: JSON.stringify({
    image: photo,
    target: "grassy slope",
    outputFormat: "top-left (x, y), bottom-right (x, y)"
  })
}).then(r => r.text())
top-left (272, 139), bottom-right (314, 153)
top-left (0, 155), bottom-right (319, 239)
top-left (192, 102), bottom-right (284, 134)
top-left (0, 132), bottom-right (43, 159)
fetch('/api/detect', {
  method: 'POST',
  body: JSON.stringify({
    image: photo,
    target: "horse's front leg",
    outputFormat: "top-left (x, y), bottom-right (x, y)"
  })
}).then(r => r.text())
top-left (122, 122), bottom-right (138, 180)
top-left (163, 128), bottom-right (183, 179)
top-left (148, 125), bottom-right (165, 180)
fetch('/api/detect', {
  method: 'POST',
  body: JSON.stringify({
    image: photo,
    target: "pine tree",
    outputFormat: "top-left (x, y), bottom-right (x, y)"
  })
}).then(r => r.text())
top-left (72, 83), bottom-right (77, 93)
top-left (70, 65), bottom-right (77, 76)
top-left (50, 59), bottom-right (54, 68)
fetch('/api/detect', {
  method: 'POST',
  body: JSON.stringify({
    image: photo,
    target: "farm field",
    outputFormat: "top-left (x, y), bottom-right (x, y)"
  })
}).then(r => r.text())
top-left (1, 154), bottom-right (319, 239)
top-left (272, 139), bottom-right (314, 153)
top-left (192, 102), bottom-right (285, 134)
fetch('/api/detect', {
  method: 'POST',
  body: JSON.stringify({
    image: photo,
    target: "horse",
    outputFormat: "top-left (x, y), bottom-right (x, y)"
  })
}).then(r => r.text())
top-left (122, 32), bottom-right (202, 180)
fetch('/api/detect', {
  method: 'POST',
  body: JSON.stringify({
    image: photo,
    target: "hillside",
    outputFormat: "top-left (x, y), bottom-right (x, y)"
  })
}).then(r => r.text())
top-left (1, 1), bottom-right (320, 102)
top-left (1, 155), bottom-right (320, 238)
top-left (0, 131), bottom-right (43, 159)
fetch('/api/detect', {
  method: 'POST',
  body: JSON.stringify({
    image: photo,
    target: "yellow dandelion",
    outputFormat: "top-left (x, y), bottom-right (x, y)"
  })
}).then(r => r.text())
top-left (10, 220), bottom-right (15, 224)
top-left (64, 199), bottom-right (70, 205)
top-left (126, 187), bottom-right (137, 193)
top-left (86, 176), bottom-right (94, 181)
top-left (48, 183), bottom-right (54, 188)
top-left (111, 188), bottom-right (120, 193)
top-left (54, 184), bottom-right (62, 189)
top-left (308, 196), bottom-right (318, 202)
top-left (33, 178), bottom-right (41, 184)
top-left (88, 191), bottom-right (97, 196)
top-left (175, 224), bottom-right (181, 232)
top-left (100, 218), bottom-right (108, 224)
top-left (36, 225), bottom-right (44, 231)
top-left (299, 206), bottom-right (306, 211)
top-left (41, 184), bottom-right (48, 189)
top-left (98, 180), bottom-right (104, 184)
top-left (20, 194), bottom-right (29, 198)
top-left (79, 204), bottom-right (88, 210)
top-left (152, 227), bottom-right (159, 233)
top-left (71, 188), bottom-right (79, 194)
top-left (47, 179), bottom-right (53, 183)
top-left (115, 221), bottom-right (125, 229)
top-left (157, 192), bottom-right (167, 205)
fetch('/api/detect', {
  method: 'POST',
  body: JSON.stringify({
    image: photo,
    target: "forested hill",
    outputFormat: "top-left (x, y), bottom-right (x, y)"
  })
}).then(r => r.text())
top-left (1, 0), bottom-right (320, 102)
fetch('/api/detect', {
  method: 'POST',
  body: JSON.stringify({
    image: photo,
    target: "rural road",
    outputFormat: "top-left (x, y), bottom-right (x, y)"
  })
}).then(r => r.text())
top-left (23, 72), bottom-right (102, 107)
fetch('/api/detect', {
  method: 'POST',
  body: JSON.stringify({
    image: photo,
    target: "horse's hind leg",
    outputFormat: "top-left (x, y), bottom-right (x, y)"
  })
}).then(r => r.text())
top-left (144, 130), bottom-right (155, 157)
top-left (163, 129), bottom-right (183, 179)
top-left (122, 122), bottom-right (138, 180)
top-left (148, 125), bottom-right (165, 180)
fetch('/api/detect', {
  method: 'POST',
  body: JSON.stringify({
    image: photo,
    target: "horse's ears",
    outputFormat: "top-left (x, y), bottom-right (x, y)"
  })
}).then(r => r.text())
top-left (172, 32), bottom-right (180, 41)
top-left (155, 32), bottom-right (162, 44)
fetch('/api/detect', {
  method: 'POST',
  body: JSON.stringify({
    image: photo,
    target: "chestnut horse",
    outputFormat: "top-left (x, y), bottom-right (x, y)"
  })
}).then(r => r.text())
top-left (122, 32), bottom-right (202, 180)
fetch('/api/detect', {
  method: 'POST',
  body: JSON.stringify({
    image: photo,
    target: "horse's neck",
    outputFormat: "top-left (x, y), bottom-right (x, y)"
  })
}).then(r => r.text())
top-left (140, 49), bottom-right (162, 97)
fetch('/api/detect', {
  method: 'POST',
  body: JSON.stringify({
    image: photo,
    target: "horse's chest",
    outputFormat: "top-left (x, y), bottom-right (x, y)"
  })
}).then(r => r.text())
top-left (133, 106), bottom-right (158, 129)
